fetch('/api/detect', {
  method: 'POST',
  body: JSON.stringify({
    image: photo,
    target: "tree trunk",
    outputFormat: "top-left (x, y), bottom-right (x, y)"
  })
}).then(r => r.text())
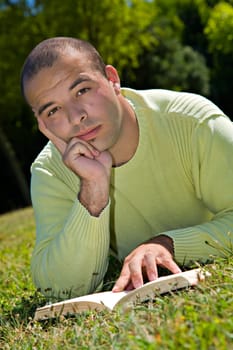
top-left (0, 127), bottom-right (31, 207)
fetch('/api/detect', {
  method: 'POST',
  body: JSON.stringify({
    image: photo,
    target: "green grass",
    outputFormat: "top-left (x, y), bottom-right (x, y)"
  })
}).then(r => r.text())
top-left (0, 207), bottom-right (233, 349)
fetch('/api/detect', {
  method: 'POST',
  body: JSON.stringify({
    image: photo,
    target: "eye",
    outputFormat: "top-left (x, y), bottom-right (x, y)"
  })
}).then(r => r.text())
top-left (76, 87), bottom-right (90, 97)
top-left (47, 106), bottom-right (61, 117)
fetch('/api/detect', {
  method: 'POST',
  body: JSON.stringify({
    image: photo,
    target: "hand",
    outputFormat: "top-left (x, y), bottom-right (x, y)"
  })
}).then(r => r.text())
top-left (38, 118), bottom-right (112, 216)
top-left (112, 235), bottom-right (182, 292)
top-left (38, 118), bottom-right (112, 179)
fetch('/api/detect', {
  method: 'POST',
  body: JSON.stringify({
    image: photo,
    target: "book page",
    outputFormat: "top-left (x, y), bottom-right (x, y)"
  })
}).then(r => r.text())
top-left (34, 290), bottom-right (129, 320)
top-left (115, 268), bottom-right (208, 308)
top-left (34, 268), bottom-right (209, 320)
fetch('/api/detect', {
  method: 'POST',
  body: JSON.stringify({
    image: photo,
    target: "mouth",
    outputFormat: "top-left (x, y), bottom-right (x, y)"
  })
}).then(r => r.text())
top-left (77, 125), bottom-right (101, 141)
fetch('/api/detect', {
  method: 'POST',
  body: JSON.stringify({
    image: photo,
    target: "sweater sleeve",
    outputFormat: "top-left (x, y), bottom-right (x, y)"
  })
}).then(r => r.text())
top-left (165, 114), bottom-right (233, 265)
top-left (30, 156), bottom-right (111, 298)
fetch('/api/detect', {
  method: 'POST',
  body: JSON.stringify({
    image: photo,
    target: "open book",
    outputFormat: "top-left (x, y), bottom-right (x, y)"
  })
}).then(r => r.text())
top-left (34, 268), bottom-right (210, 321)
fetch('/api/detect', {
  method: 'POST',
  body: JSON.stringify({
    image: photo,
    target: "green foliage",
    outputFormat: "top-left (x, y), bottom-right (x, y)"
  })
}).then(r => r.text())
top-left (0, 0), bottom-right (43, 175)
top-left (0, 0), bottom-right (232, 213)
top-left (29, 0), bottom-right (157, 72)
top-left (201, 1), bottom-right (233, 115)
top-left (0, 0), bottom-right (160, 190)
top-left (0, 3), bottom-right (27, 120)
top-left (0, 208), bottom-right (233, 349)
top-left (132, 39), bottom-right (210, 95)
top-left (204, 2), bottom-right (233, 54)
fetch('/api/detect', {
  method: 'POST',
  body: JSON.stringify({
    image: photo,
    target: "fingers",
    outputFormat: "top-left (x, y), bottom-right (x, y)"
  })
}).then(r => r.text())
top-left (144, 253), bottom-right (158, 281)
top-left (63, 137), bottom-right (99, 164)
top-left (112, 254), bottom-right (156, 292)
top-left (112, 254), bottom-right (145, 292)
top-left (160, 258), bottom-right (182, 275)
top-left (112, 263), bottom-right (131, 292)
top-left (128, 259), bottom-right (144, 289)
top-left (37, 118), bottom-right (99, 160)
top-left (112, 243), bottom-right (182, 293)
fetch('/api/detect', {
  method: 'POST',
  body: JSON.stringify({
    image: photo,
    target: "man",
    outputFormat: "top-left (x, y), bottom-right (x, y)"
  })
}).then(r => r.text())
top-left (21, 37), bottom-right (233, 298)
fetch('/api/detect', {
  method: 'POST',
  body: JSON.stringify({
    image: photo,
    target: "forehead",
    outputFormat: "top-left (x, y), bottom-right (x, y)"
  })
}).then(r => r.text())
top-left (24, 52), bottom-right (100, 105)
top-left (36, 50), bottom-right (96, 82)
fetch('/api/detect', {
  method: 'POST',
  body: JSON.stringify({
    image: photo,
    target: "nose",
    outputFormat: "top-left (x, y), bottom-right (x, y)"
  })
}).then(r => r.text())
top-left (67, 103), bottom-right (87, 125)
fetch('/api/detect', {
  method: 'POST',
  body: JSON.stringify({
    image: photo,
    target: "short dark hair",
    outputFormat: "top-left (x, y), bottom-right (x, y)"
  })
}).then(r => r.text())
top-left (21, 37), bottom-right (107, 99)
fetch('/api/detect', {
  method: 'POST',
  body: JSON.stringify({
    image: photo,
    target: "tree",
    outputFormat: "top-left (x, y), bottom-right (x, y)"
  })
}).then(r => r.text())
top-left (31, 0), bottom-right (157, 73)
top-left (129, 0), bottom-right (210, 94)
top-left (204, 2), bottom-right (233, 54)
top-left (0, 0), bottom-right (158, 212)
top-left (132, 39), bottom-right (210, 95)
top-left (0, 0), bottom-right (232, 212)
top-left (203, 2), bottom-right (233, 115)
top-left (0, 1), bottom-right (34, 210)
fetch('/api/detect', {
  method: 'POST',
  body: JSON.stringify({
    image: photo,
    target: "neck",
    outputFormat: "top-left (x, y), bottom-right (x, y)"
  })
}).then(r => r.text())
top-left (109, 95), bottom-right (139, 167)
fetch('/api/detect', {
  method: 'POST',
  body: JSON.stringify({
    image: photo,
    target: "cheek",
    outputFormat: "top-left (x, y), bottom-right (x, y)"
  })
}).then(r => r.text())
top-left (95, 88), bottom-right (120, 114)
top-left (99, 95), bottom-right (122, 124)
top-left (44, 118), bottom-right (69, 139)
top-left (107, 102), bottom-right (122, 129)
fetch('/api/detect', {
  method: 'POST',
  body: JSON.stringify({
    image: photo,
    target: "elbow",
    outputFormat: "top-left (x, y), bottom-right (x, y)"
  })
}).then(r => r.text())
top-left (31, 254), bottom-right (103, 299)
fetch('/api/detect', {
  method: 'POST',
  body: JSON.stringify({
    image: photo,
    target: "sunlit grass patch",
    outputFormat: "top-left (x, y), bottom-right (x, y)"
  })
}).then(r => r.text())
top-left (0, 207), bottom-right (233, 350)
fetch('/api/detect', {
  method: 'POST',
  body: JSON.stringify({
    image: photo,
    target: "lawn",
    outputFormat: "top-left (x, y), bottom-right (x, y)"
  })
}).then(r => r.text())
top-left (0, 207), bottom-right (233, 349)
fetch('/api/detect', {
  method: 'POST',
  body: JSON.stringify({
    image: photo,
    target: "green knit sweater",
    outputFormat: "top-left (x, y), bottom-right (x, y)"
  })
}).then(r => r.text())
top-left (31, 88), bottom-right (233, 297)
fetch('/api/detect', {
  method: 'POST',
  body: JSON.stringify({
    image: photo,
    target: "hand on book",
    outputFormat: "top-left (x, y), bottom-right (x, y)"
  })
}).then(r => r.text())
top-left (112, 235), bottom-right (182, 292)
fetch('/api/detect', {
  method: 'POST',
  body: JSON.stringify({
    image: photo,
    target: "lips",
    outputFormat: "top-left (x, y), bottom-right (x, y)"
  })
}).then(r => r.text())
top-left (77, 125), bottom-right (101, 141)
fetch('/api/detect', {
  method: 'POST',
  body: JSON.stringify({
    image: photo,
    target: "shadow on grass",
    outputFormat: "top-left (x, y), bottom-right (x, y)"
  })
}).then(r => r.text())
top-left (0, 256), bottom-right (122, 329)
top-left (0, 291), bottom-right (46, 329)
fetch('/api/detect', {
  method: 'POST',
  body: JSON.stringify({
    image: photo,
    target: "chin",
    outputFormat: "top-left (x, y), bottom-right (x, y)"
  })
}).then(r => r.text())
top-left (90, 140), bottom-right (108, 152)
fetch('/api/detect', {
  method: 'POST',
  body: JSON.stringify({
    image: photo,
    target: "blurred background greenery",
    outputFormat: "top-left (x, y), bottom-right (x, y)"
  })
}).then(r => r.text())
top-left (0, 0), bottom-right (232, 214)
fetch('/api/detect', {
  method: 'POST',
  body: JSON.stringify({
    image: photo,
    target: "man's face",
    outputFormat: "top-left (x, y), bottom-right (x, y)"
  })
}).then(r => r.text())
top-left (24, 52), bottom-right (123, 152)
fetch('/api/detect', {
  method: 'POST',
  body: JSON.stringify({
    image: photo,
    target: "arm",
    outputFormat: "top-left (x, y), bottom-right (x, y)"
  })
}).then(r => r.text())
top-left (166, 114), bottom-right (233, 263)
top-left (31, 162), bottom-right (111, 298)
top-left (114, 112), bottom-right (233, 292)
top-left (31, 120), bottom-right (112, 298)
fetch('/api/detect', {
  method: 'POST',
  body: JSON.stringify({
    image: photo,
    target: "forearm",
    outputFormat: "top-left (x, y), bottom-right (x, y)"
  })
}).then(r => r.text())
top-left (78, 178), bottom-right (110, 217)
top-left (164, 213), bottom-right (233, 265)
top-left (31, 147), bottom-right (113, 297)
top-left (31, 199), bottom-right (111, 298)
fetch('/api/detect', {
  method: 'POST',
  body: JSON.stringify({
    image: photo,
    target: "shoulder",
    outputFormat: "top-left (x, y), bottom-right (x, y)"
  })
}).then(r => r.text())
top-left (30, 141), bottom-right (80, 192)
top-left (121, 88), bottom-right (177, 112)
top-left (31, 141), bottom-right (61, 169)
top-left (31, 141), bottom-right (70, 181)
top-left (121, 88), bottom-right (226, 123)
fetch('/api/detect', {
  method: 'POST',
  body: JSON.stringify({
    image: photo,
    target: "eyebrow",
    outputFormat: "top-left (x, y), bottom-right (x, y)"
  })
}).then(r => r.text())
top-left (38, 102), bottom-right (54, 116)
top-left (69, 77), bottom-right (91, 91)
top-left (38, 76), bottom-right (91, 115)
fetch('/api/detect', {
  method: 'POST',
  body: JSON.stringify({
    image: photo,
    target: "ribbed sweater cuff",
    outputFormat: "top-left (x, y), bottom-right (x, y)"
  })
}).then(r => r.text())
top-left (64, 199), bottom-right (111, 242)
top-left (165, 227), bottom-right (213, 265)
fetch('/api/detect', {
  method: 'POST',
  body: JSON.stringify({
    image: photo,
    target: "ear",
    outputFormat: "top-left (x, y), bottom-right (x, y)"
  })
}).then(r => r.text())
top-left (105, 65), bottom-right (121, 92)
